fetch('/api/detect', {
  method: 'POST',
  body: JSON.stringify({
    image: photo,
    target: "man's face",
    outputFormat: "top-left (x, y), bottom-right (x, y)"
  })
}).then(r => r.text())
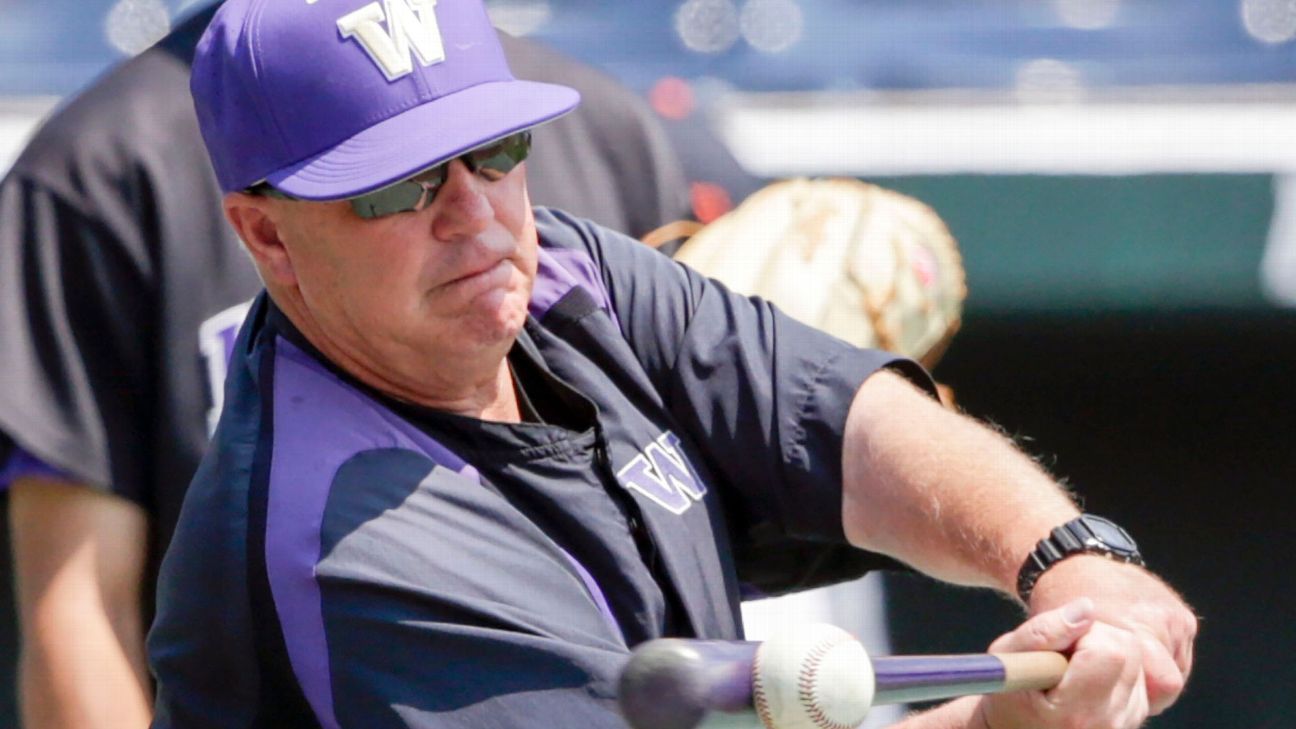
top-left (267, 158), bottom-right (538, 393)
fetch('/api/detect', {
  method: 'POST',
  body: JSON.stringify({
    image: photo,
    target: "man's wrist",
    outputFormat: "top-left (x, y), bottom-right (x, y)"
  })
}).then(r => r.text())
top-left (1016, 514), bottom-right (1144, 603)
top-left (1025, 554), bottom-right (1148, 610)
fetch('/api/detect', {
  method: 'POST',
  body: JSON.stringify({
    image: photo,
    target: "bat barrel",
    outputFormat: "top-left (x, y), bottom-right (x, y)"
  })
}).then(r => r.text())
top-left (618, 640), bottom-right (759, 729)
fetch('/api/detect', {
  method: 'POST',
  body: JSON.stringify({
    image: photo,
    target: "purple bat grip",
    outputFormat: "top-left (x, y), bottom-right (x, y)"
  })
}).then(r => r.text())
top-left (873, 654), bottom-right (1006, 705)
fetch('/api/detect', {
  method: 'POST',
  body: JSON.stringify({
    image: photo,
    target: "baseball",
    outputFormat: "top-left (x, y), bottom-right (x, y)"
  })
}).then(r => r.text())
top-left (752, 623), bottom-right (875, 729)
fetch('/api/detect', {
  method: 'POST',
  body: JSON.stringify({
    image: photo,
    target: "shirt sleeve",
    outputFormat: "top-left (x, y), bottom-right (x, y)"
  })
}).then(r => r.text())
top-left (0, 172), bottom-right (153, 500)
top-left (539, 210), bottom-right (936, 547)
top-left (0, 446), bottom-right (75, 491)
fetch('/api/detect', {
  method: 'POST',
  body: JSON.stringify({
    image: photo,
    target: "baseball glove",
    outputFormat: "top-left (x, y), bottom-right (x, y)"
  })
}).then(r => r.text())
top-left (668, 178), bottom-right (966, 370)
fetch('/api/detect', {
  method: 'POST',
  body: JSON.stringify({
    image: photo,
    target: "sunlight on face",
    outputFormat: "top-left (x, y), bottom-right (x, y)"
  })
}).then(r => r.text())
top-left (272, 161), bottom-right (538, 392)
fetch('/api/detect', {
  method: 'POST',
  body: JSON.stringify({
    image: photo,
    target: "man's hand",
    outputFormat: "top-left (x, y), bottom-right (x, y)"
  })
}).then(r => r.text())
top-left (1027, 555), bottom-right (1197, 715)
top-left (979, 599), bottom-right (1149, 729)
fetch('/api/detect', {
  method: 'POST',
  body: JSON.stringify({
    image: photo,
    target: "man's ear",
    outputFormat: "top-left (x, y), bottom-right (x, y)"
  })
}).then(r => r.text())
top-left (223, 192), bottom-right (297, 287)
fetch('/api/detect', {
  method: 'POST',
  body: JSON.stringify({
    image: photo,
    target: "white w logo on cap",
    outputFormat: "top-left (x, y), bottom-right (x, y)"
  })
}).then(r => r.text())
top-left (338, 0), bottom-right (446, 81)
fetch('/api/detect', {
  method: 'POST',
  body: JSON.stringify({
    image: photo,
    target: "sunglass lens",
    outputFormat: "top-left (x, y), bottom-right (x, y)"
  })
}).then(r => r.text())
top-left (469, 132), bottom-right (531, 178)
top-left (350, 180), bottom-right (429, 219)
top-left (348, 132), bottom-right (530, 218)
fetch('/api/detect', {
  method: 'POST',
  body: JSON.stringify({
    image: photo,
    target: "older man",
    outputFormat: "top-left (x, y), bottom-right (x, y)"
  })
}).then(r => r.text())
top-left (1, 2), bottom-right (696, 725)
top-left (148, 0), bottom-right (1196, 727)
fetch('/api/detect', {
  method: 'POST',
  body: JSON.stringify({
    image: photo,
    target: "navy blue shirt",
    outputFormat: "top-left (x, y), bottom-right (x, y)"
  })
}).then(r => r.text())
top-left (148, 209), bottom-right (932, 728)
top-left (395, 335), bottom-right (684, 645)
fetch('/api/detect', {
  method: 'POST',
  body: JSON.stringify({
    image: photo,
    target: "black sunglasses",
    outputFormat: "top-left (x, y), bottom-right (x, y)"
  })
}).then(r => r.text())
top-left (249, 131), bottom-right (531, 220)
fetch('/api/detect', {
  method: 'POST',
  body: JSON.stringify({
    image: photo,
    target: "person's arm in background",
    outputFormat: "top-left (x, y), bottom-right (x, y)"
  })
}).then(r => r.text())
top-left (1, 128), bottom-right (159, 724)
top-left (9, 477), bottom-right (152, 729)
top-left (841, 370), bottom-right (1197, 726)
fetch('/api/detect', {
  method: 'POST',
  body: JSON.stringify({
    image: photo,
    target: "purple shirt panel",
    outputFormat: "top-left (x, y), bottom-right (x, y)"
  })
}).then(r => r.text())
top-left (265, 336), bottom-right (478, 729)
top-left (531, 246), bottom-right (621, 329)
top-left (557, 547), bottom-right (625, 642)
top-left (0, 447), bottom-right (73, 492)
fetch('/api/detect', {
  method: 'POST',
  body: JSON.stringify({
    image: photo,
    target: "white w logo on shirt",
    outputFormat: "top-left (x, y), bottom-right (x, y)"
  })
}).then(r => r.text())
top-left (337, 0), bottom-right (446, 81)
top-left (615, 432), bottom-right (708, 515)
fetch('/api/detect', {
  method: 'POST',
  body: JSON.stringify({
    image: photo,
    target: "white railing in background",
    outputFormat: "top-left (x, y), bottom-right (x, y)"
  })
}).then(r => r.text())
top-left (715, 86), bottom-right (1296, 176)
top-left (0, 98), bottom-right (58, 175)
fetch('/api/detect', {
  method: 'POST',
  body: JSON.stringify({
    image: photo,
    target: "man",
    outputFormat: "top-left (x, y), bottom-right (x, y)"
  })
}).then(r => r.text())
top-left (0, 3), bottom-right (690, 727)
top-left (149, 0), bottom-right (1196, 726)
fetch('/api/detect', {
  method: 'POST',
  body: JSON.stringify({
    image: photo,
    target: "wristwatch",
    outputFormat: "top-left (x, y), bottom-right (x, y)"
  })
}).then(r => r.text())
top-left (1016, 515), bottom-right (1145, 603)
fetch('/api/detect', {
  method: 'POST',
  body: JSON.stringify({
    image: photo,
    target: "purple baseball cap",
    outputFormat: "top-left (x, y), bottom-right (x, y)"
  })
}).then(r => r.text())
top-left (191, 0), bottom-right (580, 199)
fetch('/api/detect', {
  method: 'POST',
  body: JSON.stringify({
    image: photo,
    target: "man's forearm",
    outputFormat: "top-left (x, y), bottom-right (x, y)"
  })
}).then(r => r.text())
top-left (839, 369), bottom-right (1198, 721)
top-left (10, 477), bottom-right (153, 728)
top-left (18, 619), bottom-right (153, 729)
top-left (840, 370), bottom-right (1079, 594)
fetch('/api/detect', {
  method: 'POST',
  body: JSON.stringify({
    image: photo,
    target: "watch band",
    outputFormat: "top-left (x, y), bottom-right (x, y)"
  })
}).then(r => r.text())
top-left (1016, 515), bottom-right (1145, 603)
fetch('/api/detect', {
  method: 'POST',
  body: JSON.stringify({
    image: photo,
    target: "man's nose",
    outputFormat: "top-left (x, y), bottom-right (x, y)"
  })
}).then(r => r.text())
top-left (430, 158), bottom-right (492, 241)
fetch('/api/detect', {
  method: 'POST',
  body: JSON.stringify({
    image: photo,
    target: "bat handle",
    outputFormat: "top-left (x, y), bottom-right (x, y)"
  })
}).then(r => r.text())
top-left (1000, 651), bottom-right (1068, 692)
top-left (871, 651), bottom-right (1069, 706)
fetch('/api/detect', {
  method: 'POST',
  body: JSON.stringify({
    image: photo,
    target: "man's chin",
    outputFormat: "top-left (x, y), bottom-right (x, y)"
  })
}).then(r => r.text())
top-left (460, 295), bottom-right (528, 347)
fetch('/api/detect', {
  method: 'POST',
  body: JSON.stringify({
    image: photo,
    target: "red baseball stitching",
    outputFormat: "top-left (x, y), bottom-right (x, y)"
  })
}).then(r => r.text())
top-left (753, 655), bottom-right (775, 729)
top-left (797, 633), bottom-right (858, 729)
top-left (753, 633), bottom-right (859, 729)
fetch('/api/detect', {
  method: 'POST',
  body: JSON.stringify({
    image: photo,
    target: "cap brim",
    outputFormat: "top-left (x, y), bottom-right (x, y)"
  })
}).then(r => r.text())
top-left (266, 79), bottom-right (579, 200)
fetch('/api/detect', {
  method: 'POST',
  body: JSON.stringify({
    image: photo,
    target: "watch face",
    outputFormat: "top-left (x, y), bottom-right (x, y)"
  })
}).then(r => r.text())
top-left (1085, 517), bottom-right (1138, 552)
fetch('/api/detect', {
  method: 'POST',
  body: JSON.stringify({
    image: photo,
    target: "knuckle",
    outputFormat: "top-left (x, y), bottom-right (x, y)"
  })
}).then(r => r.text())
top-left (1076, 634), bottom-right (1139, 678)
top-left (1087, 646), bottom-right (1130, 677)
top-left (1114, 628), bottom-right (1143, 655)
top-left (1026, 622), bottom-right (1054, 647)
top-left (1148, 669), bottom-right (1186, 704)
top-left (1022, 614), bottom-right (1065, 647)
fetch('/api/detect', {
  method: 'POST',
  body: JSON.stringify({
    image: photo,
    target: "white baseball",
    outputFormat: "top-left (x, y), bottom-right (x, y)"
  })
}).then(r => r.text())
top-left (752, 623), bottom-right (875, 729)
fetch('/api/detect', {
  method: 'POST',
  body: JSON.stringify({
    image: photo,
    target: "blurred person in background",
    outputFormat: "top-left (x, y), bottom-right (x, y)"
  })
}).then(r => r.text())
top-left (0, 2), bottom-right (693, 726)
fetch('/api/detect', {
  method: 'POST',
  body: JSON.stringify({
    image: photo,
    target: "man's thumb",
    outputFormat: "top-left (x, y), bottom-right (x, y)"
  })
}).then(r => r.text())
top-left (990, 598), bottom-right (1095, 653)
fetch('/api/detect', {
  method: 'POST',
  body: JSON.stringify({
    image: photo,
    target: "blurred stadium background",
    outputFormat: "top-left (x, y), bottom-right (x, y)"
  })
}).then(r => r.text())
top-left (3, 0), bottom-right (1295, 726)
